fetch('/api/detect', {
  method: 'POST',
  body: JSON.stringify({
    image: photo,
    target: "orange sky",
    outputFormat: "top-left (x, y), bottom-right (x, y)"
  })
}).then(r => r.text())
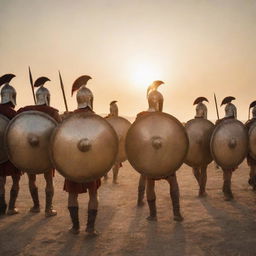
top-left (1, 0), bottom-right (256, 121)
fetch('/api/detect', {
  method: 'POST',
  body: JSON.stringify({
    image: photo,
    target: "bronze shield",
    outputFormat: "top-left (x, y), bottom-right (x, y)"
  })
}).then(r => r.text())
top-left (106, 116), bottom-right (131, 162)
top-left (5, 111), bottom-right (57, 174)
top-left (248, 121), bottom-right (256, 160)
top-left (185, 118), bottom-right (214, 167)
top-left (0, 114), bottom-right (9, 163)
top-left (50, 112), bottom-right (118, 183)
top-left (210, 119), bottom-right (248, 169)
top-left (125, 112), bottom-right (188, 179)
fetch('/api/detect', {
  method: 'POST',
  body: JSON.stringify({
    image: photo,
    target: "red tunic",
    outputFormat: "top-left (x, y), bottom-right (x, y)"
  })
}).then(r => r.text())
top-left (63, 107), bottom-right (101, 194)
top-left (17, 105), bottom-right (61, 123)
top-left (0, 103), bottom-right (21, 177)
top-left (17, 104), bottom-right (61, 176)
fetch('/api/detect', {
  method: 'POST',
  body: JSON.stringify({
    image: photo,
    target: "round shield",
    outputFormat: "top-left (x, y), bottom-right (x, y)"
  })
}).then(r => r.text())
top-left (106, 116), bottom-right (131, 163)
top-left (185, 118), bottom-right (214, 167)
top-left (50, 112), bottom-right (118, 183)
top-left (248, 121), bottom-right (256, 160)
top-left (5, 111), bottom-right (57, 174)
top-left (210, 118), bottom-right (248, 169)
top-left (0, 114), bottom-right (9, 163)
top-left (125, 112), bottom-right (189, 179)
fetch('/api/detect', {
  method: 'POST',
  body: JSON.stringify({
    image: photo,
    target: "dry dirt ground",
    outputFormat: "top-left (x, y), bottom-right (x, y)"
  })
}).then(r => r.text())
top-left (0, 161), bottom-right (256, 256)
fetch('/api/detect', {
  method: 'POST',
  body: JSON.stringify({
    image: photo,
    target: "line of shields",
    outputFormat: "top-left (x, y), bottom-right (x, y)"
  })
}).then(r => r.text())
top-left (1, 76), bottom-right (256, 183)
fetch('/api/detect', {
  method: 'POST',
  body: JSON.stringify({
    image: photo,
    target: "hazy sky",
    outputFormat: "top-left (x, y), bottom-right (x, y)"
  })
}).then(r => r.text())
top-left (1, 0), bottom-right (256, 120)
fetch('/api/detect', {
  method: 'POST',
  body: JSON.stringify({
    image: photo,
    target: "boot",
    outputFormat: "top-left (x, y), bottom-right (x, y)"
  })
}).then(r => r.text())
top-left (170, 190), bottom-right (183, 222)
top-left (222, 181), bottom-right (233, 201)
top-left (137, 186), bottom-right (145, 207)
top-left (85, 209), bottom-right (99, 235)
top-left (198, 187), bottom-right (207, 197)
top-left (146, 199), bottom-right (157, 221)
top-left (45, 191), bottom-right (57, 217)
top-left (68, 206), bottom-right (80, 234)
top-left (7, 189), bottom-right (19, 215)
top-left (0, 193), bottom-right (7, 215)
top-left (29, 187), bottom-right (40, 213)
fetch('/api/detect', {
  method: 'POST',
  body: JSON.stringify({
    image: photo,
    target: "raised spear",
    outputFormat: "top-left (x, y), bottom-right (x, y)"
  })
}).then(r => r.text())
top-left (58, 71), bottom-right (68, 112)
top-left (28, 66), bottom-right (36, 104)
top-left (214, 93), bottom-right (219, 120)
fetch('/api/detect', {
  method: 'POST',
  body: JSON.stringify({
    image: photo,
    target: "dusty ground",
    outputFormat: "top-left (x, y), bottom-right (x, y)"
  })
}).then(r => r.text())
top-left (0, 161), bottom-right (256, 256)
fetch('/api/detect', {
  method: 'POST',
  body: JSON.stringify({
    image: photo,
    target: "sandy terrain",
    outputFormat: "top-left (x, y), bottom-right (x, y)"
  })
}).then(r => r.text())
top-left (0, 161), bottom-right (256, 256)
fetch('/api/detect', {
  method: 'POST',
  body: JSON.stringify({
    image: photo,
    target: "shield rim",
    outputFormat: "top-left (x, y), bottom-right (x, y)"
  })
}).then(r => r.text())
top-left (0, 114), bottom-right (10, 164)
top-left (248, 120), bottom-right (256, 160)
top-left (210, 118), bottom-right (248, 169)
top-left (125, 111), bottom-right (189, 179)
top-left (184, 118), bottom-right (214, 168)
top-left (50, 112), bottom-right (118, 183)
top-left (4, 110), bottom-right (58, 173)
top-left (105, 115), bottom-right (131, 163)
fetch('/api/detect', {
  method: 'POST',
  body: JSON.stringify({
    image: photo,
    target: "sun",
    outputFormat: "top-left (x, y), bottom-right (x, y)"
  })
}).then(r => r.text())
top-left (130, 61), bottom-right (164, 91)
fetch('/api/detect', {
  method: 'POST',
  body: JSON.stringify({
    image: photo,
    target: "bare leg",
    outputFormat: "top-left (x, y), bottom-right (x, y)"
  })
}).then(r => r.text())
top-left (198, 165), bottom-right (207, 197)
top-left (86, 185), bottom-right (99, 235)
top-left (68, 193), bottom-right (79, 234)
top-left (222, 169), bottom-right (233, 201)
top-left (249, 165), bottom-right (256, 190)
top-left (68, 193), bottom-right (79, 207)
top-left (7, 175), bottom-right (20, 215)
top-left (112, 163), bottom-right (120, 184)
top-left (44, 170), bottom-right (56, 217)
top-left (146, 178), bottom-right (157, 221)
top-left (137, 174), bottom-right (146, 206)
top-left (28, 174), bottom-right (40, 212)
top-left (167, 174), bottom-right (183, 221)
top-left (0, 176), bottom-right (7, 215)
top-left (192, 167), bottom-right (200, 185)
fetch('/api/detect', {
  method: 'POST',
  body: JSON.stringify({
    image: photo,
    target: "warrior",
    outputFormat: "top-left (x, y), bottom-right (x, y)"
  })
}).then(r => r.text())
top-left (222, 96), bottom-right (237, 119)
top-left (0, 74), bottom-right (21, 215)
top-left (63, 75), bottom-right (101, 235)
top-left (136, 81), bottom-right (184, 221)
top-left (245, 101), bottom-right (256, 190)
top-left (186, 97), bottom-right (213, 197)
top-left (194, 97), bottom-right (208, 119)
top-left (214, 96), bottom-right (242, 201)
top-left (104, 101), bottom-right (122, 183)
top-left (17, 77), bottom-right (61, 216)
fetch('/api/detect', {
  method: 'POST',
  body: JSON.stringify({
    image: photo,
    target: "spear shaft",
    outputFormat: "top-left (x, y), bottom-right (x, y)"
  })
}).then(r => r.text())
top-left (58, 71), bottom-right (68, 112)
top-left (28, 66), bottom-right (36, 104)
top-left (214, 93), bottom-right (219, 120)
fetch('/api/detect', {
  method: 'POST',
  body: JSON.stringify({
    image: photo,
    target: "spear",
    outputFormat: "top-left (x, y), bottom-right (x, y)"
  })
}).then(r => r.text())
top-left (28, 66), bottom-right (36, 104)
top-left (214, 93), bottom-right (219, 120)
top-left (58, 71), bottom-right (68, 112)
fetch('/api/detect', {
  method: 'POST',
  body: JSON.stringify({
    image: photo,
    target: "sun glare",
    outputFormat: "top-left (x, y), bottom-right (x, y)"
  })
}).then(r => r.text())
top-left (130, 62), bottom-right (164, 91)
